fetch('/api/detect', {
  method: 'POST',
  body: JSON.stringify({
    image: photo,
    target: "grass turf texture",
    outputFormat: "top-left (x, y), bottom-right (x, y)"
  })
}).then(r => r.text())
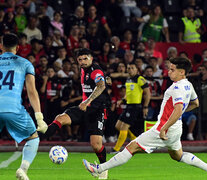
top-left (0, 152), bottom-right (207, 180)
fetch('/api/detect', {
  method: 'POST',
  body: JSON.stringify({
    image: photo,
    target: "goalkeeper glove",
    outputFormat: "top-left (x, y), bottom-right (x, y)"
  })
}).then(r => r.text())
top-left (35, 112), bottom-right (48, 133)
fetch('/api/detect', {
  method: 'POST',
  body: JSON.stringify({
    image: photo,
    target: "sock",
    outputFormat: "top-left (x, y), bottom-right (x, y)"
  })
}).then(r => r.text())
top-left (128, 129), bottom-right (136, 140)
top-left (21, 137), bottom-right (40, 172)
top-left (180, 152), bottom-right (207, 171)
top-left (44, 120), bottom-right (62, 138)
top-left (113, 130), bottom-right (128, 151)
top-left (95, 145), bottom-right (106, 163)
top-left (99, 148), bottom-right (132, 173)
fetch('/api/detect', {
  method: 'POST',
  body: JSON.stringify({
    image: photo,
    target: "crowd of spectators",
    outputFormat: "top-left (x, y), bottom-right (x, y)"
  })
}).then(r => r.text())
top-left (0, 0), bottom-right (207, 142)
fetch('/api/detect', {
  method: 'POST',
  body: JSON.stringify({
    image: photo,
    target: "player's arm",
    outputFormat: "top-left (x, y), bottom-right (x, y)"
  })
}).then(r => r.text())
top-left (159, 103), bottom-right (183, 140)
top-left (79, 80), bottom-right (106, 111)
top-left (185, 98), bottom-right (199, 112)
top-left (142, 87), bottom-right (151, 118)
top-left (25, 74), bottom-right (48, 133)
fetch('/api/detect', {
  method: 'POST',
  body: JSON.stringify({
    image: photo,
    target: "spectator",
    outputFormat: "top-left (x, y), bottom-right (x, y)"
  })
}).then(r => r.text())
top-left (179, 6), bottom-right (201, 43)
top-left (64, 5), bottom-right (86, 37)
top-left (79, 37), bottom-right (90, 49)
top-left (144, 65), bottom-right (163, 121)
top-left (145, 38), bottom-right (163, 65)
top-left (137, 5), bottom-right (170, 42)
top-left (86, 22), bottom-right (102, 55)
top-left (15, 4), bottom-right (27, 33)
top-left (134, 56), bottom-right (147, 75)
top-left (182, 112), bottom-right (197, 140)
top-left (57, 59), bottom-right (74, 78)
top-left (30, 38), bottom-right (45, 65)
top-left (87, 5), bottom-right (111, 38)
top-left (66, 24), bottom-right (80, 56)
top-left (52, 29), bottom-right (65, 47)
top-left (167, 46), bottom-right (178, 59)
top-left (148, 57), bottom-right (163, 86)
top-left (43, 35), bottom-right (57, 64)
top-left (23, 14), bottom-right (42, 43)
top-left (110, 36), bottom-right (125, 58)
top-left (98, 41), bottom-right (111, 70)
top-left (27, 53), bottom-right (36, 66)
top-left (0, 9), bottom-right (5, 35)
top-left (123, 50), bottom-right (134, 64)
top-left (40, 67), bottom-right (61, 123)
top-left (51, 11), bottom-right (64, 37)
top-left (38, 3), bottom-right (52, 39)
top-left (179, 51), bottom-right (189, 59)
top-left (119, 29), bottom-right (135, 50)
top-left (119, 0), bottom-right (142, 23)
top-left (54, 46), bottom-right (67, 67)
top-left (17, 33), bottom-right (31, 58)
top-left (3, 8), bottom-right (16, 33)
top-left (196, 65), bottom-right (207, 139)
top-left (134, 41), bottom-right (146, 58)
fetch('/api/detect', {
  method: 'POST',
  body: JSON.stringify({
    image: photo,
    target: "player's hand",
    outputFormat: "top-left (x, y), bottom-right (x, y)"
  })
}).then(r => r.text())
top-left (159, 128), bottom-right (168, 140)
top-left (143, 108), bottom-right (148, 119)
top-left (116, 100), bottom-right (123, 107)
top-left (79, 101), bottom-right (88, 111)
top-left (35, 112), bottom-right (48, 133)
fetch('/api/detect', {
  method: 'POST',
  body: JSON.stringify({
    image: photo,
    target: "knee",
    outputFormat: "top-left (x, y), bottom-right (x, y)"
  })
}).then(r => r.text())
top-left (90, 141), bottom-right (102, 152)
top-left (55, 113), bottom-right (71, 125)
top-left (126, 141), bottom-right (140, 154)
top-left (169, 154), bottom-right (182, 162)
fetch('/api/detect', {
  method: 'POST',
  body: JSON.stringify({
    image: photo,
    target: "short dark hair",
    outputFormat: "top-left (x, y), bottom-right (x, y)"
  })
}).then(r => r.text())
top-left (170, 57), bottom-right (192, 75)
top-left (75, 48), bottom-right (92, 58)
top-left (3, 33), bottom-right (19, 48)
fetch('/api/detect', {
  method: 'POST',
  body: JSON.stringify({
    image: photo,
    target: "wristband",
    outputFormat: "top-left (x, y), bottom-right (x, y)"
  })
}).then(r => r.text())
top-left (143, 106), bottom-right (148, 109)
top-left (122, 99), bottom-right (126, 104)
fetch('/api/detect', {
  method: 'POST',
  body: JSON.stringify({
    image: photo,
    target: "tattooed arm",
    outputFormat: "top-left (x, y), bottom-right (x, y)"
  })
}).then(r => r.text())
top-left (79, 80), bottom-right (106, 111)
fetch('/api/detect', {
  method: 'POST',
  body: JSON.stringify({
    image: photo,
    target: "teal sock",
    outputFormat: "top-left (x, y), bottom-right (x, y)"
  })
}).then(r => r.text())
top-left (21, 137), bottom-right (39, 172)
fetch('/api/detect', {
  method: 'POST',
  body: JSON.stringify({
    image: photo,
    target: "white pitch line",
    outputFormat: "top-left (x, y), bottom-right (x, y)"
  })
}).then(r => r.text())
top-left (0, 151), bottom-right (21, 168)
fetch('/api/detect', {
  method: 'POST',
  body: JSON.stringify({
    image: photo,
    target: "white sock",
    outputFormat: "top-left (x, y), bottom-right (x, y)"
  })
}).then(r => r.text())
top-left (180, 152), bottom-right (207, 171)
top-left (20, 160), bottom-right (30, 173)
top-left (98, 148), bottom-right (132, 173)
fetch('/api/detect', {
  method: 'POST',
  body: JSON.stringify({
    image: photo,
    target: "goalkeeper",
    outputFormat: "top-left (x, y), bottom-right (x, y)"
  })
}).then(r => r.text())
top-left (0, 33), bottom-right (48, 180)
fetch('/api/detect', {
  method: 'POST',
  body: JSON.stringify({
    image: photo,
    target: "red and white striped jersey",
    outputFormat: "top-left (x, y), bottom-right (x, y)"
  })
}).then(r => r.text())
top-left (154, 78), bottom-right (197, 134)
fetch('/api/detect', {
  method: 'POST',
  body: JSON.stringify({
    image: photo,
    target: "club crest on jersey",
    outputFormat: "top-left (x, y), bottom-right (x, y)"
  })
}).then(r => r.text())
top-left (130, 84), bottom-right (134, 90)
top-left (86, 73), bottom-right (89, 80)
top-left (174, 86), bottom-right (179, 89)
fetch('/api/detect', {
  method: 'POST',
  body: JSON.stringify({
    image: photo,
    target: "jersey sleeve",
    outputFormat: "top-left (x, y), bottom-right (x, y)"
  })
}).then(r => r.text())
top-left (138, 76), bottom-right (149, 89)
top-left (172, 85), bottom-right (183, 106)
top-left (91, 69), bottom-right (105, 83)
top-left (25, 61), bottom-right (35, 76)
top-left (190, 84), bottom-right (198, 101)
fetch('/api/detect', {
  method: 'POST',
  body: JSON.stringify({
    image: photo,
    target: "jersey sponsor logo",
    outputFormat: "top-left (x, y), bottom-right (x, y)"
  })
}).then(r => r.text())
top-left (174, 97), bottom-right (182, 101)
top-left (82, 84), bottom-right (93, 92)
top-left (184, 85), bottom-right (190, 90)
top-left (0, 56), bottom-right (17, 60)
top-left (174, 86), bottom-right (179, 89)
top-left (130, 84), bottom-right (134, 90)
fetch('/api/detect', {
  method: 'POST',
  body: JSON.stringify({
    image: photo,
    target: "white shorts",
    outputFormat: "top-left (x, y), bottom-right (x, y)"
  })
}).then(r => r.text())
top-left (135, 127), bottom-right (182, 153)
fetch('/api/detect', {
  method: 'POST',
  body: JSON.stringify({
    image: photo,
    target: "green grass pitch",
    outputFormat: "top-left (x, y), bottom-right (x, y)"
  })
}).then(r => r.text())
top-left (0, 152), bottom-right (207, 180)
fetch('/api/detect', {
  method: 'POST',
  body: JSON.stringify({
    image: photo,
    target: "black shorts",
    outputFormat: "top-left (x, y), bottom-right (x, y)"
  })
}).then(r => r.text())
top-left (119, 104), bottom-right (143, 136)
top-left (64, 106), bottom-right (105, 136)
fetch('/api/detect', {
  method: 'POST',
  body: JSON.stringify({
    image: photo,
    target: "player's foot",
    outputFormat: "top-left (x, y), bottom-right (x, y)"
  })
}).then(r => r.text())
top-left (98, 170), bottom-right (108, 179)
top-left (187, 133), bottom-right (194, 141)
top-left (16, 168), bottom-right (29, 180)
top-left (83, 159), bottom-right (99, 177)
top-left (110, 148), bottom-right (119, 154)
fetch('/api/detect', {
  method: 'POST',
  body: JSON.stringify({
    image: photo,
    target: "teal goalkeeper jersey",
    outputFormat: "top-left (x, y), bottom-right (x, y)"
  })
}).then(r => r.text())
top-left (0, 52), bottom-right (35, 113)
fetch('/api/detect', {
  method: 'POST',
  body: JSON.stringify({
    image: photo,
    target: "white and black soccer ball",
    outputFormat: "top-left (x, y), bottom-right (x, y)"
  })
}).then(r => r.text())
top-left (49, 145), bottom-right (68, 164)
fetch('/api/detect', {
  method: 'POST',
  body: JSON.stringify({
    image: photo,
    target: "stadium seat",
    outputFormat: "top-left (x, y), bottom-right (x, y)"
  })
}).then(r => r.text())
top-left (162, 0), bottom-right (181, 14)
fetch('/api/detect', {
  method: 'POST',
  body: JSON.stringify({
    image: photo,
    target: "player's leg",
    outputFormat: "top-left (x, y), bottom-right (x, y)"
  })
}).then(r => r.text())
top-left (168, 148), bottom-right (207, 171)
top-left (16, 132), bottom-right (40, 180)
top-left (113, 122), bottom-right (130, 152)
top-left (43, 106), bottom-right (82, 138)
top-left (83, 140), bottom-right (143, 177)
top-left (90, 135), bottom-right (106, 164)
top-left (115, 120), bottom-right (122, 131)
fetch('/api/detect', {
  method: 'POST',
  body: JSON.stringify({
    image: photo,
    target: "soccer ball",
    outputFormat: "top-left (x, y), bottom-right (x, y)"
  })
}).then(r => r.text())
top-left (49, 145), bottom-right (68, 164)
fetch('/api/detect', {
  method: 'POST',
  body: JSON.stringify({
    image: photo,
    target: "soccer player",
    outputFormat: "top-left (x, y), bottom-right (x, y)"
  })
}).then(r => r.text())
top-left (83, 57), bottom-right (207, 177)
top-left (42, 48), bottom-right (109, 179)
top-left (0, 33), bottom-right (48, 180)
top-left (111, 63), bottom-right (150, 153)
